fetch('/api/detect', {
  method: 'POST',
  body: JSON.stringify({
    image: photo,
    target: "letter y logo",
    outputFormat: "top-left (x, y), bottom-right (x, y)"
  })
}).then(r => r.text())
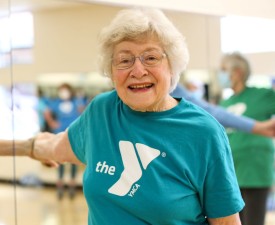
top-left (108, 141), bottom-right (160, 196)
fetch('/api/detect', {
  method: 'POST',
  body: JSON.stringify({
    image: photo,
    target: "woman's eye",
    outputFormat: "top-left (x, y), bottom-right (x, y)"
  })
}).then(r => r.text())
top-left (117, 56), bottom-right (133, 65)
top-left (148, 56), bottom-right (157, 60)
top-left (120, 58), bottom-right (131, 64)
top-left (144, 55), bottom-right (159, 63)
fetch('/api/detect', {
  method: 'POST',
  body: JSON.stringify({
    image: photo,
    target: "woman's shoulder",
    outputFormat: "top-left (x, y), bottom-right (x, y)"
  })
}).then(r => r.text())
top-left (178, 99), bottom-right (229, 158)
top-left (245, 87), bottom-right (275, 101)
top-left (246, 86), bottom-right (274, 94)
top-left (180, 99), bottom-right (225, 133)
top-left (84, 90), bottom-right (119, 113)
top-left (180, 99), bottom-right (218, 121)
top-left (89, 89), bottom-right (118, 105)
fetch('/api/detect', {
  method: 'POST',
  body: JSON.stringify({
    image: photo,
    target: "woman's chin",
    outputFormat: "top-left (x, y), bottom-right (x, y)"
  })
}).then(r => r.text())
top-left (128, 104), bottom-right (151, 112)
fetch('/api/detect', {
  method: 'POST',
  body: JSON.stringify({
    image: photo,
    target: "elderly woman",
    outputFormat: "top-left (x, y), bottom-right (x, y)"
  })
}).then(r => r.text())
top-left (2, 9), bottom-right (243, 225)
top-left (219, 52), bottom-right (275, 225)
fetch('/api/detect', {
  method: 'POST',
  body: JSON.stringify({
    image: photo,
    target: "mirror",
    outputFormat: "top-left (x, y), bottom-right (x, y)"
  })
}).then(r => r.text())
top-left (0, 1), bottom-right (274, 225)
top-left (0, 1), bottom-right (17, 224)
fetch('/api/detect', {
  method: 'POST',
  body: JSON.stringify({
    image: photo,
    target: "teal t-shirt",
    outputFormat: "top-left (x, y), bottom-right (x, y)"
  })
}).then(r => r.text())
top-left (220, 87), bottom-right (275, 187)
top-left (68, 90), bottom-right (244, 225)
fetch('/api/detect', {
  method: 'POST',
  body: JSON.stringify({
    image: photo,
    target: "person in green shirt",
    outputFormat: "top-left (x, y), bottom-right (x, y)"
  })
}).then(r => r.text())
top-left (219, 52), bottom-right (275, 225)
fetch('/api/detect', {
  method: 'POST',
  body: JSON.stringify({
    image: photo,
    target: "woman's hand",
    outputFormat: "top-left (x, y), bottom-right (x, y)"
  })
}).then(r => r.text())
top-left (30, 132), bottom-right (60, 167)
top-left (252, 119), bottom-right (275, 137)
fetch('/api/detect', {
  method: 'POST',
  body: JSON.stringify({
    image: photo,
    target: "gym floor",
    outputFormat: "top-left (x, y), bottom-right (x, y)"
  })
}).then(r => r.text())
top-left (0, 183), bottom-right (274, 225)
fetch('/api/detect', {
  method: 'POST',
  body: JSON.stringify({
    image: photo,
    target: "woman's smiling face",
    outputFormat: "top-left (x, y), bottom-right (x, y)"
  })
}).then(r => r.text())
top-left (111, 39), bottom-right (174, 112)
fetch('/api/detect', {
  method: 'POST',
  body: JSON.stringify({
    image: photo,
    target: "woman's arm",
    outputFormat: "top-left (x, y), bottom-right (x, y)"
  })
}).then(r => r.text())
top-left (208, 213), bottom-right (242, 225)
top-left (44, 108), bottom-right (60, 130)
top-left (32, 131), bottom-right (82, 165)
top-left (171, 84), bottom-right (275, 137)
top-left (0, 131), bottom-right (83, 166)
top-left (0, 139), bottom-right (33, 156)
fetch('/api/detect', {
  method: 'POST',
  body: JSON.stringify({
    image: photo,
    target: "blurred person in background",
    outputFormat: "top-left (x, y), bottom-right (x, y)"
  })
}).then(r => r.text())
top-left (45, 83), bottom-right (86, 199)
top-left (171, 83), bottom-right (275, 137)
top-left (218, 52), bottom-right (275, 225)
top-left (36, 87), bottom-right (49, 132)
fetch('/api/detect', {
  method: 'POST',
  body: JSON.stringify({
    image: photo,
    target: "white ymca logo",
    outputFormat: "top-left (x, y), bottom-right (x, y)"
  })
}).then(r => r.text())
top-left (107, 141), bottom-right (161, 196)
top-left (227, 103), bottom-right (247, 116)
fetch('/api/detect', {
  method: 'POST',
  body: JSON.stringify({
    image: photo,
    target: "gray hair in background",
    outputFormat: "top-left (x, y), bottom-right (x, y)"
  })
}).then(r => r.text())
top-left (98, 8), bottom-right (190, 92)
top-left (222, 52), bottom-right (251, 82)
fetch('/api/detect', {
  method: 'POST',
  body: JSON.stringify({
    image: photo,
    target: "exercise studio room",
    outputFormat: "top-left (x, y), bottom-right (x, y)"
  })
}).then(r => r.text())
top-left (0, 0), bottom-right (275, 225)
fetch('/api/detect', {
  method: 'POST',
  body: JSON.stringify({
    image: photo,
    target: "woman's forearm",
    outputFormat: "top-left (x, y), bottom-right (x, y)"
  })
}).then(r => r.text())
top-left (0, 131), bottom-right (82, 166)
top-left (0, 139), bottom-right (33, 157)
top-left (0, 135), bottom-right (59, 167)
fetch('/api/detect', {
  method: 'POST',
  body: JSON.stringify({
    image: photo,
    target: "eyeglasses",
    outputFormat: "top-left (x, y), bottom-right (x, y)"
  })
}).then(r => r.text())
top-left (112, 50), bottom-right (167, 70)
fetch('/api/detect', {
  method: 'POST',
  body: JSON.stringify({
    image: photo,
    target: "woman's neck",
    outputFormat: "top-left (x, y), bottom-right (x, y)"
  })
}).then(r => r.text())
top-left (130, 95), bottom-right (179, 112)
top-left (233, 82), bottom-right (245, 94)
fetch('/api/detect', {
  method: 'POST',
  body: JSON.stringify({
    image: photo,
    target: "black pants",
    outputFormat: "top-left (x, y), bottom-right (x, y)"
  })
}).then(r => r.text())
top-left (240, 187), bottom-right (270, 225)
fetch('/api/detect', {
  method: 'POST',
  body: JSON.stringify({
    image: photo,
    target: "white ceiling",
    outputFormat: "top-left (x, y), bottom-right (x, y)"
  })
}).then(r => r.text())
top-left (1, 0), bottom-right (275, 20)
top-left (84, 0), bottom-right (275, 19)
top-left (0, 0), bottom-right (82, 15)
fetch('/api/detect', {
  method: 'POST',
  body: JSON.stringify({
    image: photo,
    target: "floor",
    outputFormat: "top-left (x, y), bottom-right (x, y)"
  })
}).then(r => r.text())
top-left (0, 184), bottom-right (88, 225)
top-left (0, 183), bottom-right (275, 225)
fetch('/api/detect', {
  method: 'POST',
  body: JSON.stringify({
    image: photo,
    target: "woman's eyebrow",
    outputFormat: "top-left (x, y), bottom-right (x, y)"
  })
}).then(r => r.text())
top-left (115, 47), bottom-right (162, 55)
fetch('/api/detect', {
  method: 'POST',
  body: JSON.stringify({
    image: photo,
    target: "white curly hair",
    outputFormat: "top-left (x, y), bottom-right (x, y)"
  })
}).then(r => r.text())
top-left (98, 8), bottom-right (190, 92)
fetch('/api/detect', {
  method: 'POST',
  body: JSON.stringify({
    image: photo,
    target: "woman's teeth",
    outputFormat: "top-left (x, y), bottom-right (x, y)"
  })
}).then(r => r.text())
top-left (129, 84), bottom-right (153, 89)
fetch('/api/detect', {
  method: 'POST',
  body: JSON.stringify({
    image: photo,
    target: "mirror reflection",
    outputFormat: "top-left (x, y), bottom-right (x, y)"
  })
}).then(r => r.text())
top-left (0, 1), bottom-right (275, 225)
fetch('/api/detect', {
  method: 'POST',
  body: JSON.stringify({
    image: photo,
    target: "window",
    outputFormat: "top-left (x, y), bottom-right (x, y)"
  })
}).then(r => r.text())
top-left (220, 16), bottom-right (275, 54)
top-left (0, 12), bottom-right (34, 68)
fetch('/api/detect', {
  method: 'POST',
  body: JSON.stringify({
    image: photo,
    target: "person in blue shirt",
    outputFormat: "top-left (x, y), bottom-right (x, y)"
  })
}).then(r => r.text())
top-left (1, 7), bottom-right (275, 225)
top-left (44, 83), bottom-right (85, 199)
top-left (36, 88), bottom-right (48, 132)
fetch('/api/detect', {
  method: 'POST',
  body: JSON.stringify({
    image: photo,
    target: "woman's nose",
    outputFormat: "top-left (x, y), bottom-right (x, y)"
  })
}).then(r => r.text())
top-left (130, 58), bottom-right (148, 78)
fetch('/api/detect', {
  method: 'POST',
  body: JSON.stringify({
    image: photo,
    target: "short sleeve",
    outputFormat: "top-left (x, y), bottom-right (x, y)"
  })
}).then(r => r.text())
top-left (67, 102), bottom-right (93, 164)
top-left (203, 133), bottom-right (245, 218)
